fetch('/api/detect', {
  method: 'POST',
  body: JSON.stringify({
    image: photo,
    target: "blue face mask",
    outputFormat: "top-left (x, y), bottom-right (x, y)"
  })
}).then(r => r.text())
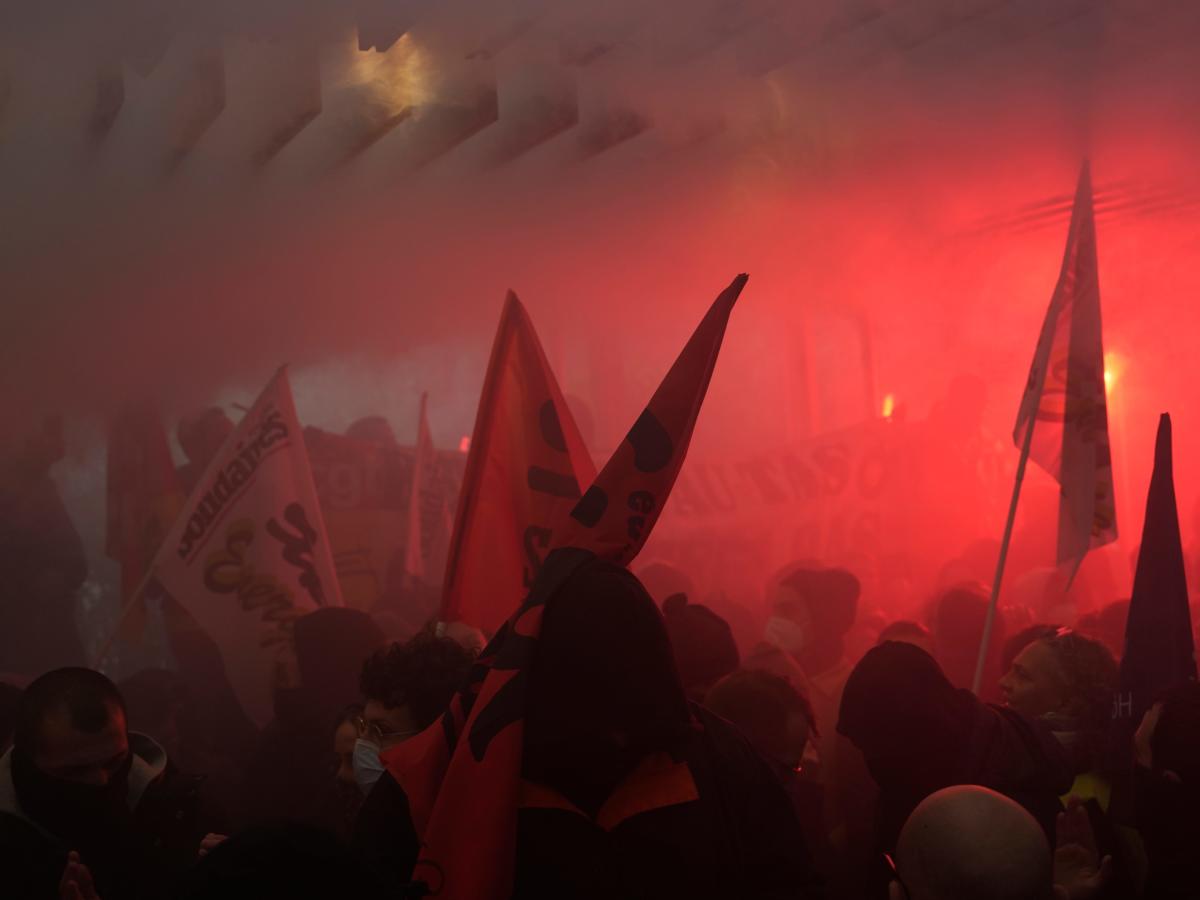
top-left (353, 739), bottom-right (386, 795)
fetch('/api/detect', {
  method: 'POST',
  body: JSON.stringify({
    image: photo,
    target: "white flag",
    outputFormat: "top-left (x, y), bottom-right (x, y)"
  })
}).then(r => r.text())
top-left (1013, 163), bottom-right (1117, 579)
top-left (142, 367), bottom-right (343, 724)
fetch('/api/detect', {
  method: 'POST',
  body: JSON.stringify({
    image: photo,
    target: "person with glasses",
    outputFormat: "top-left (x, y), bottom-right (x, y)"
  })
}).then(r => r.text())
top-left (352, 628), bottom-right (475, 891)
top-left (351, 629), bottom-right (476, 798)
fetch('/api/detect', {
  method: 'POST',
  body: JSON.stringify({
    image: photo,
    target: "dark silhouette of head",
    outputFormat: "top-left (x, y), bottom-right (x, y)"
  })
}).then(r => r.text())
top-left (662, 594), bottom-right (740, 701)
top-left (706, 668), bottom-right (815, 769)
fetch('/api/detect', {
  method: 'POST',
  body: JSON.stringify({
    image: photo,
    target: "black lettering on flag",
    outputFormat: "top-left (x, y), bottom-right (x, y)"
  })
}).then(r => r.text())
top-left (267, 502), bottom-right (327, 606)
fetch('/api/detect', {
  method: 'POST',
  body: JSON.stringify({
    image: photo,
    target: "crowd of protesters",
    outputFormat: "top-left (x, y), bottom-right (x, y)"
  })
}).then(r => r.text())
top-left (1, 420), bottom-right (1199, 899)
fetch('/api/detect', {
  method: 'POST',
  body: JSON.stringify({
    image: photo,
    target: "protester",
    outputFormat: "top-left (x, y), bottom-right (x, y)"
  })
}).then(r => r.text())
top-left (999, 629), bottom-right (1119, 785)
top-left (0, 416), bottom-right (88, 676)
top-left (705, 668), bottom-right (830, 875)
top-left (662, 593), bottom-right (740, 701)
top-left (155, 600), bottom-right (259, 828)
top-left (353, 629), bottom-right (475, 798)
top-left (1133, 682), bottom-right (1200, 899)
top-left (893, 787), bottom-right (1114, 900)
top-left (889, 785), bottom-right (1059, 900)
top-left (748, 565), bottom-right (867, 897)
top-left (361, 554), bottom-right (823, 898)
top-left (0, 668), bottom-right (221, 900)
top-left (242, 608), bottom-right (384, 829)
top-left (1003, 624), bottom-right (1063, 677)
top-left (751, 565), bottom-right (860, 727)
top-left (876, 620), bottom-right (933, 654)
top-left (1074, 601), bottom-right (1129, 662)
top-left (930, 582), bottom-right (1006, 700)
top-left (837, 641), bottom-right (1073, 887)
top-left (331, 705), bottom-right (365, 838)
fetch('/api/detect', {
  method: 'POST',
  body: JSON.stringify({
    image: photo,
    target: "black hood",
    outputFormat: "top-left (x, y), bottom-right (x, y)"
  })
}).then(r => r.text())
top-left (522, 553), bottom-right (692, 815)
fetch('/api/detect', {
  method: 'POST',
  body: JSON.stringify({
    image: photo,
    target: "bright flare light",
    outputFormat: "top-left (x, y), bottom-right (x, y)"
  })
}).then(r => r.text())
top-left (1104, 351), bottom-right (1121, 392)
top-left (881, 393), bottom-right (896, 419)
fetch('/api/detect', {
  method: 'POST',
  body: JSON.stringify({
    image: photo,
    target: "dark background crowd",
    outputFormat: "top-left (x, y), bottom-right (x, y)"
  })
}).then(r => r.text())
top-left (1, 416), bottom-right (1198, 900)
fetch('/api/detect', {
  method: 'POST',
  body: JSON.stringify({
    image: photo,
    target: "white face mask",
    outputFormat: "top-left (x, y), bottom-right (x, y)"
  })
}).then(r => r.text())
top-left (352, 739), bottom-right (386, 796)
top-left (764, 615), bottom-right (808, 656)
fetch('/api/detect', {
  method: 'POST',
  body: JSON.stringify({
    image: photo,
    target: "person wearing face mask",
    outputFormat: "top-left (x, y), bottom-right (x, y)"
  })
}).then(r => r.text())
top-left (0, 668), bottom-right (222, 900)
top-left (750, 566), bottom-right (860, 728)
top-left (745, 564), bottom-right (869, 895)
top-left (352, 628), bottom-right (475, 889)
top-left (330, 706), bottom-right (366, 839)
top-left (362, 552), bottom-right (823, 899)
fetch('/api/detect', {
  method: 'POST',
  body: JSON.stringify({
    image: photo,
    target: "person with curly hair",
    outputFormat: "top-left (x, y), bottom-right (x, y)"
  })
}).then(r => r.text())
top-left (999, 629), bottom-right (1119, 778)
top-left (351, 629), bottom-right (475, 801)
top-left (1000, 629), bottom-right (1134, 898)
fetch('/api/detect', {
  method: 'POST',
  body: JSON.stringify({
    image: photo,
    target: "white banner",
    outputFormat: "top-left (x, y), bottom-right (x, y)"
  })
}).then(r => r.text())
top-left (144, 367), bottom-right (343, 724)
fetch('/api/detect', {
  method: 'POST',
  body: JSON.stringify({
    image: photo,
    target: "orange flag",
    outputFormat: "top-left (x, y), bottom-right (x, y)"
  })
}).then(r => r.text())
top-left (106, 407), bottom-right (186, 641)
top-left (405, 392), bottom-right (434, 580)
top-left (439, 292), bottom-right (595, 633)
top-left (555, 273), bottom-right (748, 561)
top-left (386, 274), bottom-right (747, 900)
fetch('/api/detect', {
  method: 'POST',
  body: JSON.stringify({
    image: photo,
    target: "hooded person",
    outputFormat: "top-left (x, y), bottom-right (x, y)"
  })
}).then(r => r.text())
top-left (661, 594), bottom-right (740, 702)
top-left (355, 551), bottom-right (823, 899)
top-left (837, 642), bottom-right (1073, 893)
top-left (0, 668), bottom-right (219, 900)
top-left (242, 608), bottom-right (385, 830)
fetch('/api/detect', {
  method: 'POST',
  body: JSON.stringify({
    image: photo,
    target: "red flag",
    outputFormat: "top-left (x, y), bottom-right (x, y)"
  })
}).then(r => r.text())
top-left (106, 407), bottom-right (186, 640)
top-left (1014, 163), bottom-right (1117, 578)
top-left (386, 275), bottom-right (747, 900)
top-left (439, 292), bottom-right (595, 633)
top-left (404, 392), bottom-right (434, 580)
top-left (555, 273), bottom-right (748, 562)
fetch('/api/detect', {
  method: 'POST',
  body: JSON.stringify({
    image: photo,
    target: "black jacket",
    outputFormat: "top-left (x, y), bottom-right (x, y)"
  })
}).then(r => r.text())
top-left (838, 642), bottom-right (1073, 895)
top-left (0, 734), bottom-right (210, 900)
top-left (355, 707), bottom-right (823, 899)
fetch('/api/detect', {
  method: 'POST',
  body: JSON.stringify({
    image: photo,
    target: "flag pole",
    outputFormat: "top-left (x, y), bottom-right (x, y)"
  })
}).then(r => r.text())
top-left (973, 413), bottom-right (1037, 694)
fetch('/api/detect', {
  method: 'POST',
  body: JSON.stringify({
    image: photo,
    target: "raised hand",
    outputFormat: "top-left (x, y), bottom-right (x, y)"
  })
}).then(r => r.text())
top-left (1053, 801), bottom-right (1113, 900)
top-left (59, 851), bottom-right (101, 900)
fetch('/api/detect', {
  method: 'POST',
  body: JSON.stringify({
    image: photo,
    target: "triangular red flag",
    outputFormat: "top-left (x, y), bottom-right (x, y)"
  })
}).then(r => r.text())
top-left (386, 275), bottom-right (747, 900)
top-left (554, 273), bottom-right (748, 562)
top-left (438, 292), bottom-right (595, 633)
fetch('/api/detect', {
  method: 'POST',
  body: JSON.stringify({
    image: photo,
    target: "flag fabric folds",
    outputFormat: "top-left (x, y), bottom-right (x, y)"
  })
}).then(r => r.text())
top-left (554, 274), bottom-right (747, 563)
top-left (127, 367), bottom-right (343, 725)
top-left (1013, 163), bottom-right (1117, 579)
top-left (386, 274), bottom-right (747, 900)
top-left (1112, 413), bottom-right (1196, 744)
top-left (438, 292), bottom-right (596, 634)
